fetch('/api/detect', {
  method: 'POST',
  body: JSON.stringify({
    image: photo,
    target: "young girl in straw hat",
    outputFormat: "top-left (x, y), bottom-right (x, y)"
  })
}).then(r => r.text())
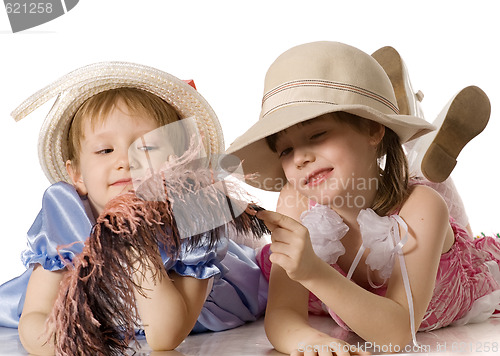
top-left (227, 41), bottom-right (499, 354)
top-left (0, 62), bottom-right (267, 354)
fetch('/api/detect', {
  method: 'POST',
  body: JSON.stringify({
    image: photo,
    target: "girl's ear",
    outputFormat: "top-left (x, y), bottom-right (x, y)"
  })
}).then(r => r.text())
top-left (368, 122), bottom-right (385, 147)
top-left (66, 160), bottom-right (88, 196)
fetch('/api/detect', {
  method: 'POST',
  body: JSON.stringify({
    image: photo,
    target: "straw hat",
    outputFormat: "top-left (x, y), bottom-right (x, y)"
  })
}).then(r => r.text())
top-left (226, 41), bottom-right (435, 191)
top-left (12, 62), bottom-right (224, 184)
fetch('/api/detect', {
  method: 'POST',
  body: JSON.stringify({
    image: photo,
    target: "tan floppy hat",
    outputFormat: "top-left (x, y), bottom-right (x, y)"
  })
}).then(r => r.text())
top-left (226, 41), bottom-right (435, 191)
top-left (11, 62), bottom-right (224, 184)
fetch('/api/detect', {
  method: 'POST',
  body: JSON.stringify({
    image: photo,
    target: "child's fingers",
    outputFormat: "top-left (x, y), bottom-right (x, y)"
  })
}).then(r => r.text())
top-left (268, 226), bottom-right (292, 245)
top-left (258, 217), bottom-right (278, 232)
top-left (269, 237), bottom-right (290, 255)
top-left (268, 250), bottom-right (290, 272)
top-left (256, 209), bottom-right (302, 232)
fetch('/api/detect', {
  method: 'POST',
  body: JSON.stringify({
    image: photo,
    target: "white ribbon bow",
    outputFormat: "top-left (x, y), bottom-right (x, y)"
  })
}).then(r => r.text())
top-left (356, 208), bottom-right (408, 281)
top-left (300, 204), bottom-right (349, 265)
top-left (347, 208), bottom-right (419, 348)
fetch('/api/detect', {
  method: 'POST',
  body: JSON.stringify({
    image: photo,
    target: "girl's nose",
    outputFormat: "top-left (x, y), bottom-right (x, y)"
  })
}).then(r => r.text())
top-left (293, 146), bottom-right (315, 169)
top-left (115, 150), bottom-right (132, 170)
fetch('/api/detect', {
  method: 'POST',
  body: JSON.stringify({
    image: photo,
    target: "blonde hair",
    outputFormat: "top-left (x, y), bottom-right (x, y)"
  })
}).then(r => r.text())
top-left (67, 88), bottom-right (180, 166)
top-left (266, 111), bottom-right (410, 216)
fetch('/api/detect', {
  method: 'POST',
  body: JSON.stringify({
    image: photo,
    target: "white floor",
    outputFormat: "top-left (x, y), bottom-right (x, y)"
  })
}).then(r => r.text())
top-left (1, 316), bottom-right (500, 355)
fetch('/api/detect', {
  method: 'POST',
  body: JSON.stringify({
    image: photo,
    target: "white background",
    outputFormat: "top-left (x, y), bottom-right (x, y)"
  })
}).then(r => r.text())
top-left (0, 0), bottom-right (499, 284)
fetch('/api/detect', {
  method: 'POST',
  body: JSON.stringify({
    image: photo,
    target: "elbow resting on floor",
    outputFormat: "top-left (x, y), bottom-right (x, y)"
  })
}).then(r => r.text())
top-left (144, 327), bottom-right (188, 351)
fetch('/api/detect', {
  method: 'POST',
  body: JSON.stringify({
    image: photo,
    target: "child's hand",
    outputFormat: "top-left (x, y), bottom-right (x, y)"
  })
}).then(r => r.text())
top-left (257, 210), bottom-right (323, 282)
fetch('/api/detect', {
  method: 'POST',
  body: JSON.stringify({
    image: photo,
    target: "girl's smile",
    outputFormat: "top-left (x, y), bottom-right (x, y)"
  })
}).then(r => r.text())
top-left (305, 167), bottom-right (334, 187)
top-left (110, 178), bottom-right (133, 187)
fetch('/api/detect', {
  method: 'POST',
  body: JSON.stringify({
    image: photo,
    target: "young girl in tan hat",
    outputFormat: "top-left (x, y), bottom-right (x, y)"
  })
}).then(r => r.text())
top-left (0, 62), bottom-right (267, 355)
top-left (227, 41), bottom-right (499, 354)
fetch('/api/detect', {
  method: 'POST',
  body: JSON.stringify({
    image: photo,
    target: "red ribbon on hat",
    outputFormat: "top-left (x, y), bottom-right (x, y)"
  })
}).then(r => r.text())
top-left (183, 79), bottom-right (197, 90)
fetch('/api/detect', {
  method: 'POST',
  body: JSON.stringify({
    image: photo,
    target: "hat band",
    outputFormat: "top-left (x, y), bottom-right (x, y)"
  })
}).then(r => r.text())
top-left (261, 79), bottom-right (399, 118)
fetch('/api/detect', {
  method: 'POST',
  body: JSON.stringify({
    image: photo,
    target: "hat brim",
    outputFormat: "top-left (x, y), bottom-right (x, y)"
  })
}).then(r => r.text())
top-left (226, 102), bottom-right (435, 192)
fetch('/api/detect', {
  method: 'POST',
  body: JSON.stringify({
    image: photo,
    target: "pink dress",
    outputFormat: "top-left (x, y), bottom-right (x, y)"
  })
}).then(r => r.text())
top-left (257, 205), bottom-right (500, 339)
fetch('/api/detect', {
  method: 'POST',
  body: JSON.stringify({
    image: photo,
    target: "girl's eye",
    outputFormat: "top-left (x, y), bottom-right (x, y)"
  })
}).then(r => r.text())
top-left (278, 147), bottom-right (292, 158)
top-left (138, 145), bottom-right (157, 152)
top-left (310, 131), bottom-right (326, 140)
top-left (96, 148), bottom-right (113, 155)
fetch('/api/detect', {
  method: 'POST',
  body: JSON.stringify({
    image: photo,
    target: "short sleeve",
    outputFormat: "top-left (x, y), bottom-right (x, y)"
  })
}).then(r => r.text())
top-left (161, 233), bottom-right (229, 280)
top-left (21, 182), bottom-right (94, 271)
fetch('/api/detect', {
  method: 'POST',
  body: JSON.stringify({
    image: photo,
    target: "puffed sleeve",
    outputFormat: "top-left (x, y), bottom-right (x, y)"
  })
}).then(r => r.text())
top-left (21, 182), bottom-right (94, 271)
top-left (161, 232), bottom-right (229, 280)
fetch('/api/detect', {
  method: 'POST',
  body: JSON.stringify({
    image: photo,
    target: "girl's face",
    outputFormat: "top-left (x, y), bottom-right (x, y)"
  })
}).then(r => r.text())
top-left (66, 100), bottom-right (165, 216)
top-left (275, 114), bottom-right (383, 209)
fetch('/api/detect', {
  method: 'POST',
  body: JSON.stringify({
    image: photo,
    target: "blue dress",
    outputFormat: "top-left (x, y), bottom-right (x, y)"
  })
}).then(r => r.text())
top-left (0, 182), bottom-right (268, 332)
